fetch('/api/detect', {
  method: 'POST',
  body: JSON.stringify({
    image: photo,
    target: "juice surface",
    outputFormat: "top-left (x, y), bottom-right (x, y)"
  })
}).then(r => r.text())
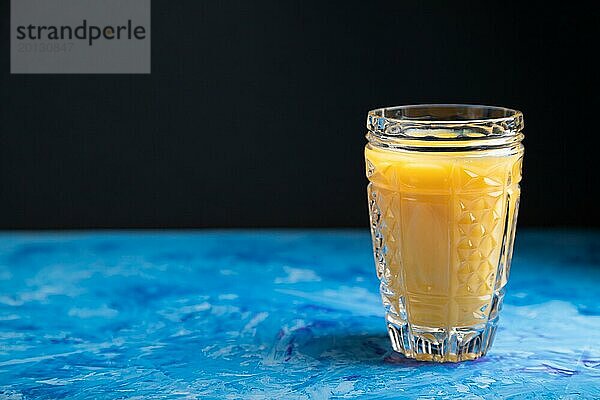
top-left (366, 144), bottom-right (523, 328)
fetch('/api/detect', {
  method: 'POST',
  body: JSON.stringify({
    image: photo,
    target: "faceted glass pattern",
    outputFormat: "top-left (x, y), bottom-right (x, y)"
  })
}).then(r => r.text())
top-left (367, 149), bottom-right (522, 362)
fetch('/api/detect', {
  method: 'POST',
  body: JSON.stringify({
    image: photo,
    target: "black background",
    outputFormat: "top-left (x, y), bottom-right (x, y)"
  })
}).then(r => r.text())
top-left (0, 2), bottom-right (597, 229)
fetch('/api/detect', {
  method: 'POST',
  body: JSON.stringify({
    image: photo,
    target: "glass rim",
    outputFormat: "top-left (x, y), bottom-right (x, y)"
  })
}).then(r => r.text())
top-left (367, 104), bottom-right (523, 127)
top-left (366, 104), bottom-right (524, 150)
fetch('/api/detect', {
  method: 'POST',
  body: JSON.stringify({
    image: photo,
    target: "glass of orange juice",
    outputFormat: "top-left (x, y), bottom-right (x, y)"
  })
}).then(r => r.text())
top-left (365, 104), bottom-right (524, 362)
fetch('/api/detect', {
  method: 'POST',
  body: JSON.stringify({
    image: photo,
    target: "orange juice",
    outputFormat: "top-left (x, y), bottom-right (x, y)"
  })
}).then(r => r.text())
top-left (366, 144), bottom-right (523, 329)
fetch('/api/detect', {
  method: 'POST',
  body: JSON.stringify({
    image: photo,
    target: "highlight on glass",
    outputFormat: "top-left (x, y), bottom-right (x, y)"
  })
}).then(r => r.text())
top-left (365, 104), bottom-right (524, 362)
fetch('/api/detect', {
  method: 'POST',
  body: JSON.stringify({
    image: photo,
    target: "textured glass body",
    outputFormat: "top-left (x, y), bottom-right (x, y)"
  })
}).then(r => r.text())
top-left (365, 105), bottom-right (524, 362)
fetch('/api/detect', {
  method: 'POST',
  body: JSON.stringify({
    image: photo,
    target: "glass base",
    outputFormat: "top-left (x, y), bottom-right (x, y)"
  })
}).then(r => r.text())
top-left (386, 313), bottom-right (499, 363)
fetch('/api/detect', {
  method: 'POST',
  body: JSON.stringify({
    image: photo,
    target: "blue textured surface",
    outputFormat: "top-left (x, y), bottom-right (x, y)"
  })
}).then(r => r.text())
top-left (0, 230), bottom-right (599, 399)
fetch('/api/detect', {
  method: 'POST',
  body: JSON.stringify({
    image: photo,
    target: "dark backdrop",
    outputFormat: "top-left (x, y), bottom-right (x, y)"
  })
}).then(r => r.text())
top-left (0, 1), bottom-right (597, 229)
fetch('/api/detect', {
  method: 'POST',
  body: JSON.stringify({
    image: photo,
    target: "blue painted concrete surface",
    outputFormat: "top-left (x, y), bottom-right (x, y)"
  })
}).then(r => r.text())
top-left (0, 230), bottom-right (599, 399)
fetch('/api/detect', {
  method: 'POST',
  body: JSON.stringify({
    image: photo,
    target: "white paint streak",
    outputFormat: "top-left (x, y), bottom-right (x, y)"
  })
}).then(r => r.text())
top-left (68, 305), bottom-right (118, 318)
top-left (0, 350), bottom-right (83, 367)
top-left (0, 314), bottom-right (20, 321)
top-left (276, 287), bottom-right (382, 317)
top-left (242, 312), bottom-right (269, 334)
top-left (275, 266), bottom-right (321, 284)
top-left (179, 302), bottom-right (211, 313)
top-left (455, 383), bottom-right (470, 393)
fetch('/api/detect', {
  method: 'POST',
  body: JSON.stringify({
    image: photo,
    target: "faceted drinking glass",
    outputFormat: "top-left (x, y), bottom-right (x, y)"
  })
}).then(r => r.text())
top-left (365, 104), bottom-right (524, 362)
